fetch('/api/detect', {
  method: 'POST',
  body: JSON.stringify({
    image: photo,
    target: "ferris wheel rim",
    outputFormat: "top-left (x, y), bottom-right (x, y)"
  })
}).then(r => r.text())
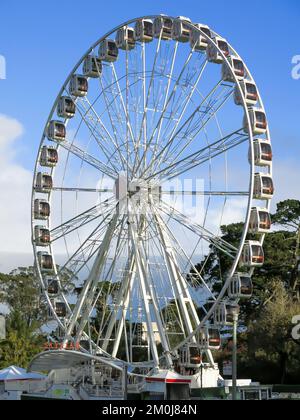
top-left (31, 14), bottom-right (272, 368)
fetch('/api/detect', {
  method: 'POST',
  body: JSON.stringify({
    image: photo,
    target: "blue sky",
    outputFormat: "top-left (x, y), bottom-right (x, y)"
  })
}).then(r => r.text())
top-left (1, 0), bottom-right (299, 169)
top-left (0, 0), bottom-right (299, 271)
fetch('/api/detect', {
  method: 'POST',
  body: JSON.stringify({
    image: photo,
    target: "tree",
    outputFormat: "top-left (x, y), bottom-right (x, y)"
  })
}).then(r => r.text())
top-left (272, 199), bottom-right (300, 297)
top-left (0, 267), bottom-right (49, 368)
top-left (187, 223), bottom-right (245, 292)
top-left (0, 311), bottom-right (45, 369)
top-left (246, 281), bottom-right (300, 384)
top-left (0, 268), bottom-right (47, 327)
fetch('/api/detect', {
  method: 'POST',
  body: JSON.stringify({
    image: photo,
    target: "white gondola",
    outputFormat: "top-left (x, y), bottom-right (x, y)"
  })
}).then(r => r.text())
top-left (254, 173), bottom-right (274, 200)
top-left (98, 39), bottom-right (119, 62)
top-left (34, 199), bottom-right (50, 220)
top-left (135, 19), bottom-right (154, 43)
top-left (153, 16), bottom-right (173, 40)
top-left (116, 26), bottom-right (136, 50)
top-left (69, 75), bottom-right (88, 97)
top-left (244, 108), bottom-right (268, 135)
top-left (55, 302), bottom-right (67, 318)
top-left (249, 207), bottom-right (272, 234)
top-left (57, 96), bottom-right (76, 119)
top-left (229, 273), bottom-right (253, 299)
top-left (38, 252), bottom-right (54, 272)
top-left (83, 55), bottom-right (102, 78)
top-left (46, 277), bottom-right (59, 295)
top-left (251, 139), bottom-right (272, 166)
top-left (35, 173), bottom-right (53, 194)
top-left (49, 301), bottom-right (67, 319)
top-left (34, 226), bottom-right (51, 247)
top-left (214, 302), bottom-right (240, 326)
top-left (241, 241), bottom-right (264, 267)
top-left (172, 16), bottom-right (192, 43)
top-left (47, 120), bottom-right (66, 142)
top-left (234, 80), bottom-right (258, 106)
top-left (200, 327), bottom-right (221, 350)
top-left (40, 146), bottom-right (58, 168)
top-left (179, 344), bottom-right (202, 368)
top-left (207, 37), bottom-right (230, 64)
top-left (222, 57), bottom-right (246, 82)
top-left (190, 23), bottom-right (211, 51)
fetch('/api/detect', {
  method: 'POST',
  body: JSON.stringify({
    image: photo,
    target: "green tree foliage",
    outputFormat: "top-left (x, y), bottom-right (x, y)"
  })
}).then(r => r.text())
top-left (240, 281), bottom-right (300, 384)
top-left (272, 199), bottom-right (300, 296)
top-left (272, 199), bottom-right (300, 229)
top-left (0, 311), bottom-right (45, 369)
top-left (187, 223), bottom-right (244, 295)
top-left (0, 267), bottom-right (47, 327)
top-left (0, 267), bottom-right (47, 368)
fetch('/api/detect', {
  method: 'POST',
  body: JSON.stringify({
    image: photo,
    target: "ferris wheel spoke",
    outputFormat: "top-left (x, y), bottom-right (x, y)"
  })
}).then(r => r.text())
top-left (98, 218), bottom-right (143, 356)
top-left (82, 217), bottom-right (127, 329)
top-left (135, 42), bottom-right (199, 175)
top-left (129, 217), bottom-right (173, 368)
top-left (146, 128), bottom-right (248, 182)
top-left (57, 231), bottom-right (107, 293)
top-left (52, 187), bottom-right (114, 194)
top-left (63, 236), bottom-right (123, 352)
top-left (144, 82), bottom-right (234, 178)
top-left (56, 213), bottom-right (112, 279)
top-left (50, 198), bottom-right (116, 242)
top-left (156, 89), bottom-right (225, 169)
top-left (154, 59), bottom-right (208, 156)
top-left (111, 63), bottom-right (137, 152)
top-left (102, 254), bottom-right (136, 357)
top-left (98, 74), bottom-right (134, 171)
top-left (139, 225), bottom-right (173, 335)
top-left (150, 57), bottom-right (208, 169)
top-left (160, 201), bottom-right (238, 259)
top-left (93, 226), bottom-right (129, 345)
top-left (74, 99), bottom-right (125, 174)
top-left (150, 208), bottom-right (200, 339)
top-left (153, 207), bottom-right (217, 300)
top-left (139, 42), bottom-right (147, 170)
top-left (132, 32), bottom-right (163, 173)
top-left (76, 97), bottom-right (129, 171)
top-left (145, 225), bottom-right (187, 338)
top-left (148, 42), bottom-right (178, 158)
top-left (161, 86), bottom-right (235, 170)
top-left (64, 85), bottom-right (123, 171)
top-left (57, 138), bottom-right (117, 179)
top-left (76, 98), bottom-right (119, 156)
top-left (161, 190), bottom-right (249, 197)
top-left (63, 214), bottom-right (119, 347)
top-left (145, 78), bottom-right (224, 176)
top-left (100, 66), bottom-right (143, 172)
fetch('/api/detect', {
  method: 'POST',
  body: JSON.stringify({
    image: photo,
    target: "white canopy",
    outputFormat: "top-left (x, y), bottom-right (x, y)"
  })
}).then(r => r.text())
top-left (0, 366), bottom-right (46, 382)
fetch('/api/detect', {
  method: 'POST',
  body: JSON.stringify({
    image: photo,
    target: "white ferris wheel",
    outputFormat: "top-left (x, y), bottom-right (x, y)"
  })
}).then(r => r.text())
top-left (31, 15), bottom-right (273, 378)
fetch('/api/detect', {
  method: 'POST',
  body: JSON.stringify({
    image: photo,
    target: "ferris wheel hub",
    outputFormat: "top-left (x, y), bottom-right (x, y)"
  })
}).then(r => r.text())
top-left (115, 173), bottom-right (162, 214)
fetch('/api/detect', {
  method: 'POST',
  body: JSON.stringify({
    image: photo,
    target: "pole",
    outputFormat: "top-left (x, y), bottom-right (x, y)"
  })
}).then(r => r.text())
top-left (123, 365), bottom-right (128, 401)
top-left (232, 313), bottom-right (238, 400)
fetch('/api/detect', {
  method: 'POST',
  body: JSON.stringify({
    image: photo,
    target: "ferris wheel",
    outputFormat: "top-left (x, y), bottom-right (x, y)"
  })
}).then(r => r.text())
top-left (31, 15), bottom-right (273, 375)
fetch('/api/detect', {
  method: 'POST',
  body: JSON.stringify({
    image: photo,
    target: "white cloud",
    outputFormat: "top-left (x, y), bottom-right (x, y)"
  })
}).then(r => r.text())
top-left (0, 115), bottom-right (32, 260)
